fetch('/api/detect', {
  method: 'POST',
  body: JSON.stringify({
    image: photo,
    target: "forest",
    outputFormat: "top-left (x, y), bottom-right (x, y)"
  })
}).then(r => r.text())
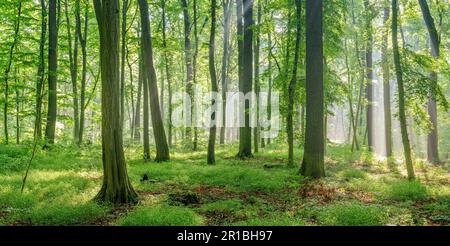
top-left (0, 0), bottom-right (449, 226)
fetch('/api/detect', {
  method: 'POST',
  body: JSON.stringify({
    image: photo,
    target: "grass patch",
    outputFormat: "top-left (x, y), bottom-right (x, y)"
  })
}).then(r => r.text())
top-left (340, 168), bottom-right (366, 179)
top-left (13, 202), bottom-right (109, 225)
top-left (386, 180), bottom-right (428, 201)
top-left (316, 203), bottom-right (388, 226)
top-left (232, 213), bottom-right (306, 226)
top-left (117, 205), bottom-right (204, 226)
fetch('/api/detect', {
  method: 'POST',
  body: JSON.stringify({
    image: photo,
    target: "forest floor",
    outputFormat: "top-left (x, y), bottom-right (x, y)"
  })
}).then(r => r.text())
top-left (0, 142), bottom-right (449, 226)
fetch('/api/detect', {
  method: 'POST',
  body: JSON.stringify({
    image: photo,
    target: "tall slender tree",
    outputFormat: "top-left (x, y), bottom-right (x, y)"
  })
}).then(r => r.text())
top-left (3, 0), bottom-right (22, 145)
top-left (64, 0), bottom-right (80, 144)
top-left (76, 0), bottom-right (88, 145)
top-left (237, 0), bottom-right (253, 158)
top-left (181, 0), bottom-right (194, 149)
top-left (220, 0), bottom-right (231, 144)
top-left (381, 2), bottom-right (392, 158)
top-left (418, 0), bottom-right (440, 164)
top-left (141, 48), bottom-right (150, 160)
top-left (207, 0), bottom-right (218, 165)
top-left (300, 0), bottom-right (325, 178)
top-left (45, 0), bottom-right (58, 144)
top-left (253, 0), bottom-right (261, 153)
top-left (93, 0), bottom-right (138, 204)
top-left (287, 0), bottom-right (302, 166)
top-left (392, 0), bottom-right (415, 180)
top-left (161, 0), bottom-right (173, 147)
top-left (138, 0), bottom-right (170, 162)
top-left (364, 0), bottom-right (374, 152)
top-left (192, 0), bottom-right (199, 151)
top-left (35, 0), bottom-right (47, 140)
top-left (120, 0), bottom-right (130, 127)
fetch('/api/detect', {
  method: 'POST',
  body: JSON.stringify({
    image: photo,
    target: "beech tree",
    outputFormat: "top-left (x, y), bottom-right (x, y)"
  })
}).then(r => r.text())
top-left (138, 0), bottom-right (170, 162)
top-left (300, 0), bottom-right (325, 178)
top-left (93, 0), bottom-right (138, 204)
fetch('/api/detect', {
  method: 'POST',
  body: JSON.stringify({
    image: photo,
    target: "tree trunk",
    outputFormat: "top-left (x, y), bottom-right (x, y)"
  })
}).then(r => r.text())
top-left (382, 3), bottom-right (392, 158)
top-left (138, 0), bottom-right (170, 162)
top-left (207, 0), bottom-right (218, 165)
top-left (162, 0), bottom-right (173, 147)
top-left (64, 0), bottom-right (80, 144)
top-left (134, 57), bottom-right (143, 142)
top-left (392, 0), bottom-right (415, 180)
top-left (364, 0), bottom-right (374, 152)
top-left (45, 0), bottom-right (58, 144)
top-left (266, 17), bottom-right (273, 146)
top-left (15, 68), bottom-right (20, 144)
top-left (350, 0), bottom-right (363, 152)
top-left (77, 1), bottom-right (88, 146)
top-left (253, 0), bottom-right (261, 154)
top-left (237, 0), bottom-right (253, 158)
top-left (287, 0), bottom-right (302, 166)
top-left (35, 0), bottom-right (47, 140)
top-left (3, 0), bottom-right (22, 145)
top-left (418, 0), bottom-right (440, 164)
top-left (181, 0), bottom-right (193, 149)
top-left (120, 0), bottom-right (129, 128)
top-left (300, 0), bottom-right (325, 178)
top-left (93, 0), bottom-right (138, 204)
top-left (220, 0), bottom-right (231, 145)
top-left (192, 0), bottom-right (199, 151)
top-left (141, 48), bottom-right (150, 160)
top-left (344, 39), bottom-right (358, 150)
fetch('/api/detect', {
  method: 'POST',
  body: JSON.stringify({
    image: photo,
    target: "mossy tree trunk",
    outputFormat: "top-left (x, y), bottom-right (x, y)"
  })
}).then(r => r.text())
top-left (392, 0), bottom-right (415, 180)
top-left (93, 0), bottom-right (138, 204)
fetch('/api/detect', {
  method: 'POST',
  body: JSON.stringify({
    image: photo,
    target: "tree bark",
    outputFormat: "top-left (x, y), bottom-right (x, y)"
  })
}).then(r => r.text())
top-left (93, 0), bottom-right (138, 204)
top-left (181, 0), bottom-right (193, 149)
top-left (382, 3), bottom-right (392, 158)
top-left (64, 0), bottom-right (80, 144)
top-left (300, 0), bottom-right (325, 178)
top-left (192, 0), bottom-right (199, 151)
top-left (45, 0), bottom-right (58, 144)
top-left (364, 0), bottom-right (374, 152)
top-left (266, 14), bottom-right (273, 146)
top-left (161, 0), bottom-right (173, 147)
top-left (138, 0), bottom-right (170, 162)
top-left (237, 0), bottom-right (253, 158)
top-left (120, 0), bottom-right (129, 128)
top-left (253, 0), bottom-right (261, 154)
top-left (220, 0), bottom-right (231, 144)
top-left (76, 1), bottom-right (88, 146)
top-left (418, 0), bottom-right (440, 164)
top-left (134, 55), bottom-right (143, 142)
top-left (35, 0), bottom-right (47, 141)
top-left (207, 0), bottom-right (218, 165)
top-left (392, 0), bottom-right (415, 180)
top-left (141, 48), bottom-right (150, 160)
top-left (287, 0), bottom-right (302, 166)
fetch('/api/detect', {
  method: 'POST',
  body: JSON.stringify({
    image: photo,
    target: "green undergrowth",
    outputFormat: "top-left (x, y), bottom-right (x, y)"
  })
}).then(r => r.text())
top-left (0, 143), bottom-right (448, 226)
